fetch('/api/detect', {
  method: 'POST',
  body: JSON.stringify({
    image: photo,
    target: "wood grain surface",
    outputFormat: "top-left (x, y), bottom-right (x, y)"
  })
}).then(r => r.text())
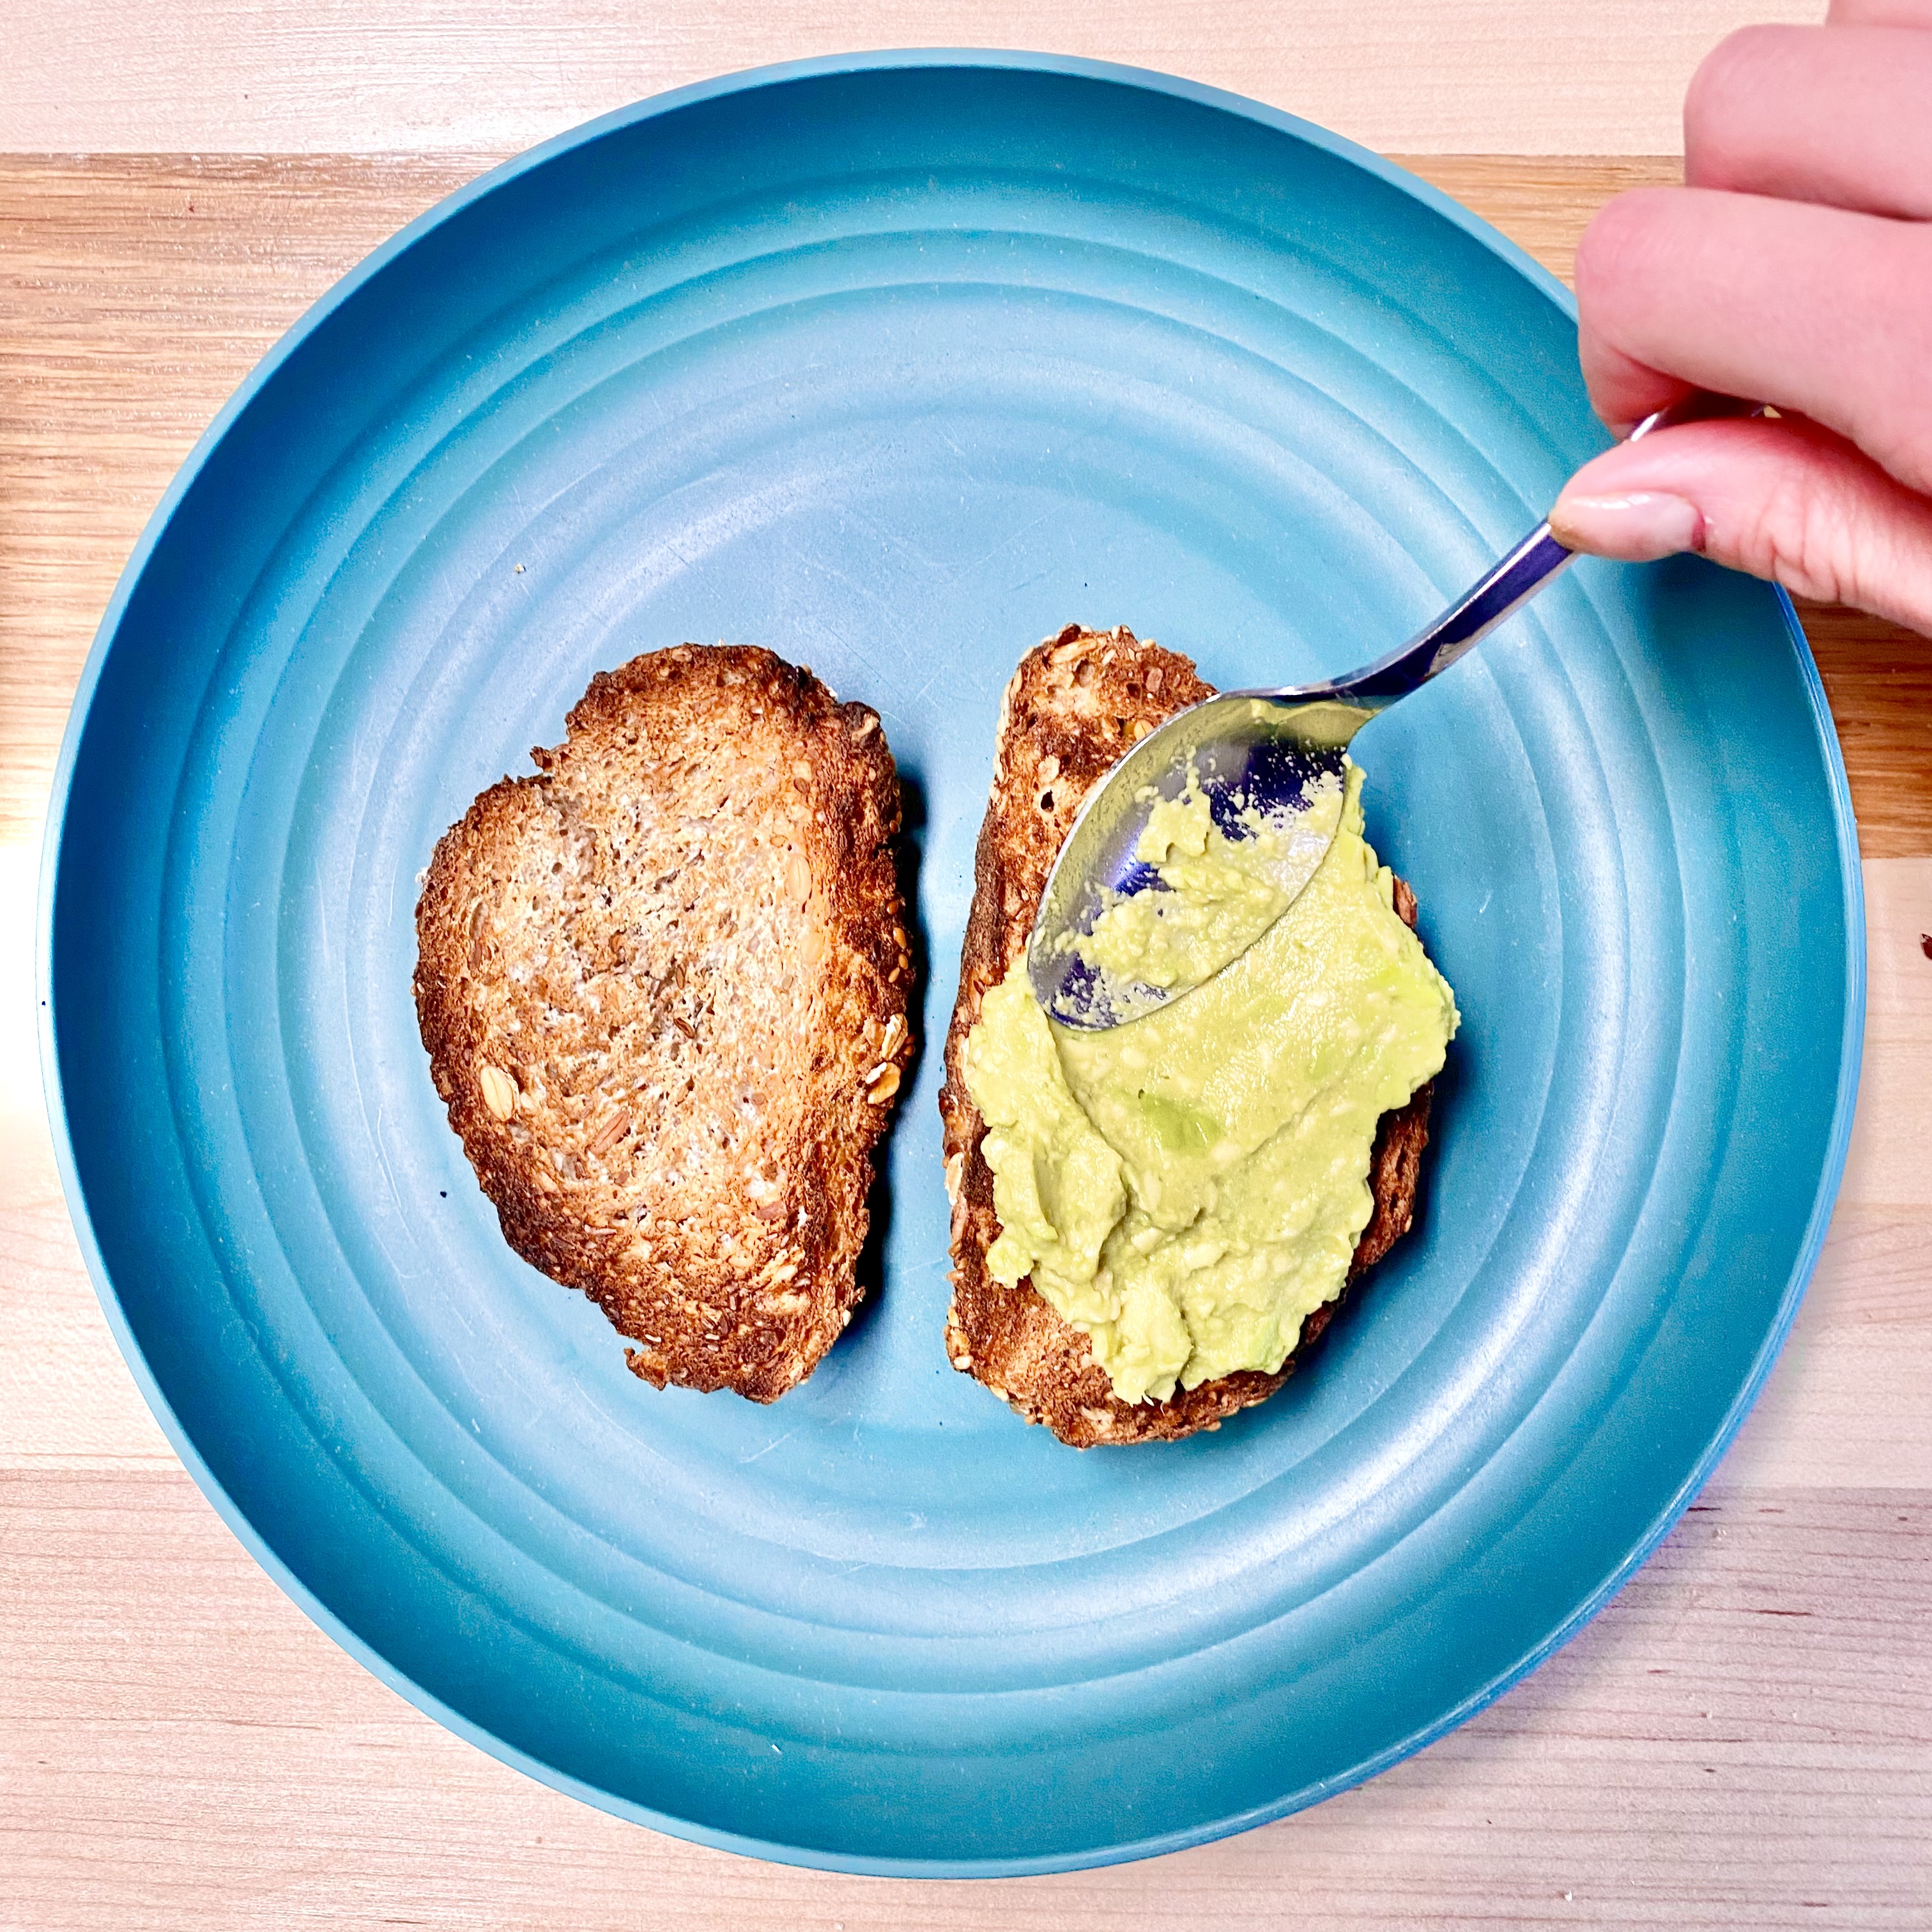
top-left (2, 146), bottom-right (1928, 1930)
top-left (0, 1), bottom-right (1821, 157)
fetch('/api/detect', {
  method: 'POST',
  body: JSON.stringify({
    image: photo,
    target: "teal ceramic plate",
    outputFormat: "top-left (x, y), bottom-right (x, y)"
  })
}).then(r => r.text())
top-left (40, 53), bottom-right (1863, 1874)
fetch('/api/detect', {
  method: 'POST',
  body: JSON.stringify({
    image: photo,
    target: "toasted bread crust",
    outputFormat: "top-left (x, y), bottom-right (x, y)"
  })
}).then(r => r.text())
top-left (937, 625), bottom-right (1433, 1448)
top-left (415, 645), bottom-right (912, 1402)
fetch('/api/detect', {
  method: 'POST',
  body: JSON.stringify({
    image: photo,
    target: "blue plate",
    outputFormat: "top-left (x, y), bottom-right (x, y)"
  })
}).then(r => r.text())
top-left (40, 53), bottom-right (1863, 1874)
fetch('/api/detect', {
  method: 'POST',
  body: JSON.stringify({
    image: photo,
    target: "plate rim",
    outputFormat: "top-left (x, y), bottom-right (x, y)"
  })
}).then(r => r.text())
top-left (36, 47), bottom-right (1869, 1877)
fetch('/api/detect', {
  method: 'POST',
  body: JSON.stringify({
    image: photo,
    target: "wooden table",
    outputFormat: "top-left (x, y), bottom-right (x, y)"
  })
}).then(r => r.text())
top-left (4, 25), bottom-right (1930, 1929)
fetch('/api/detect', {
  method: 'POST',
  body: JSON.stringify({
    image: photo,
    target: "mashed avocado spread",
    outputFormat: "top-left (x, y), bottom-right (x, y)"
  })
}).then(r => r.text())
top-left (962, 761), bottom-right (1458, 1405)
top-left (1071, 763), bottom-right (1345, 1004)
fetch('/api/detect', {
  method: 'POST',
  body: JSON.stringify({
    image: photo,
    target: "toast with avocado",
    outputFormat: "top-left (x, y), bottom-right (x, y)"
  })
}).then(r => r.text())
top-left (414, 644), bottom-right (913, 1403)
top-left (937, 624), bottom-right (1441, 1448)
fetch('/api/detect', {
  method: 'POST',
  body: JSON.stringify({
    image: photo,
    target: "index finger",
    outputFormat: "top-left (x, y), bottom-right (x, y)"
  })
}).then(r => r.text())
top-left (1573, 184), bottom-right (1932, 493)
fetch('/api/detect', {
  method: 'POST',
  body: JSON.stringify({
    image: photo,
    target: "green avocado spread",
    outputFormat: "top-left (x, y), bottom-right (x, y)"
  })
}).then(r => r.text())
top-left (961, 761), bottom-right (1458, 1406)
top-left (1065, 762), bottom-right (1347, 1019)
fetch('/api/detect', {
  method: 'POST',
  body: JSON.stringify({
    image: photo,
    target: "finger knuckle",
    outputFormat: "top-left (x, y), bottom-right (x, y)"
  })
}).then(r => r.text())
top-left (1778, 477), bottom-right (1852, 605)
top-left (1745, 465), bottom-right (1866, 610)
top-left (1685, 26), bottom-right (1778, 139)
top-left (1574, 189), bottom-right (1675, 309)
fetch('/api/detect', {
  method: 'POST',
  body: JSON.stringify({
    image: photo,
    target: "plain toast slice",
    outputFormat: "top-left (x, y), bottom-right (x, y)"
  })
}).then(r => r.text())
top-left (937, 625), bottom-right (1432, 1447)
top-left (415, 644), bottom-right (913, 1403)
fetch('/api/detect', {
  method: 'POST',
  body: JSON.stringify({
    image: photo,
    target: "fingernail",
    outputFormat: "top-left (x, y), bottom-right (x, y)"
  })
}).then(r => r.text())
top-left (1548, 491), bottom-right (1704, 562)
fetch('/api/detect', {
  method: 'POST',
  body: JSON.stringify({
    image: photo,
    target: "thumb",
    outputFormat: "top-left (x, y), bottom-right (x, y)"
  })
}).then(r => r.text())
top-left (1547, 414), bottom-right (1932, 636)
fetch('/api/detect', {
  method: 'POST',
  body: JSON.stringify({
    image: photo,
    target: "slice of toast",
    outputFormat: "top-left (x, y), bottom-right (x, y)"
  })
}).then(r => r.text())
top-left (414, 644), bottom-right (913, 1403)
top-left (937, 625), bottom-right (1433, 1447)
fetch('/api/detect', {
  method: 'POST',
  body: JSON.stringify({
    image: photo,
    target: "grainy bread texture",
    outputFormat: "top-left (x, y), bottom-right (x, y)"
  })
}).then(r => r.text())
top-left (415, 645), bottom-right (914, 1404)
top-left (937, 624), bottom-right (1434, 1448)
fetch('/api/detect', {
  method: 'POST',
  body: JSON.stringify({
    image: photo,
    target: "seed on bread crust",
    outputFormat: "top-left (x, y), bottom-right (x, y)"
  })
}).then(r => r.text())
top-left (415, 644), bottom-right (914, 1403)
top-left (477, 1062), bottom-right (518, 1121)
top-left (936, 624), bottom-right (1435, 1448)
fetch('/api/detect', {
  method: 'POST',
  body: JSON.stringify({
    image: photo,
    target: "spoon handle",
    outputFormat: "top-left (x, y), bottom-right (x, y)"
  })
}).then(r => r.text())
top-left (1287, 392), bottom-right (1754, 709)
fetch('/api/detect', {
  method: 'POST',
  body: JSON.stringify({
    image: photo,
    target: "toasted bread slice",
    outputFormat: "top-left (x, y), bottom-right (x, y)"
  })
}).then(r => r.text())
top-left (937, 625), bottom-right (1432, 1447)
top-left (414, 645), bottom-right (913, 1403)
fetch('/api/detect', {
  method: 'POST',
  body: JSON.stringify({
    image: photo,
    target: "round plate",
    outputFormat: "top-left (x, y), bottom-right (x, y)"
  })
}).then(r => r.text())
top-left (41, 54), bottom-right (1863, 1875)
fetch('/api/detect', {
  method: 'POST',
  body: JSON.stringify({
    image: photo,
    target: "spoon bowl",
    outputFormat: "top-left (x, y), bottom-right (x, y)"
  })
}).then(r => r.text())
top-left (1027, 694), bottom-right (1376, 1026)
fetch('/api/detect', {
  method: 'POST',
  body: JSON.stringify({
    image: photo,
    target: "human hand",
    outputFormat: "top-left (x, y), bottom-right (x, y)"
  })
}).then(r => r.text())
top-left (1546, 2), bottom-right (1932, 636)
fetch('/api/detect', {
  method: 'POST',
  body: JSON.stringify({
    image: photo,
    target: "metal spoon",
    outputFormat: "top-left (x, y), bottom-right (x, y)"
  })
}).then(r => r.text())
top-left (1029, 394), bottom-right (1746, 1029)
